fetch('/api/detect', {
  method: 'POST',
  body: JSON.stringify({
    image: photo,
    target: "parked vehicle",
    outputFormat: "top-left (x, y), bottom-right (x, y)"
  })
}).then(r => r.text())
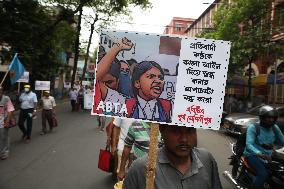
top-left (221, 111), bottom-right (228, 126)
top-left (223, 143), bottom-right (284, 189)
top-left (222, 104), bottom-right (284, 135)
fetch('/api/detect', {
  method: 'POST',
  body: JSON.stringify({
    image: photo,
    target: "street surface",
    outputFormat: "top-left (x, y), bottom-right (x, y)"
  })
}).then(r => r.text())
top-left (0, 101), bottom-right (235, 189)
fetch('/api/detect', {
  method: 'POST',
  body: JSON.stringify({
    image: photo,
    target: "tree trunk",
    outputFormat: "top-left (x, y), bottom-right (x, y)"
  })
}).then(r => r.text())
top-left (81, 15), bottom-right (98, 81)
top-left (71, 4), bottom-right (83, 88)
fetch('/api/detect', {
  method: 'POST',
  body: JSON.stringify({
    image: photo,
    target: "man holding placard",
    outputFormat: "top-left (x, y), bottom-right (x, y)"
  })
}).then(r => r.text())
top-left (123, 124), bottom-right (222, 189)
top-left (92, 30), bottom-right (231, 189)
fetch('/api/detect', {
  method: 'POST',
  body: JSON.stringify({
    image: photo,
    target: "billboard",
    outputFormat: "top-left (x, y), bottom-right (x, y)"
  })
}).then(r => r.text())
top-left (92, 30), bottom-right (231, 130)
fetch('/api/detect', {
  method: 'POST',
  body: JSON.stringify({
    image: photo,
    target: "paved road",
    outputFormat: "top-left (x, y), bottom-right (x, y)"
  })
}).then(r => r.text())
top-left (197, 129), bottom-right (236, 189)
top-left (0, 101), bottom-right (235, 189)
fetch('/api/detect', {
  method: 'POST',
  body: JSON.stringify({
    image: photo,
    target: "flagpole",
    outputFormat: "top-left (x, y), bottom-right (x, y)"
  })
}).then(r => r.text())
top-left (18, 82), bottom-right (21, 94)
top-left (0, 71), bottom-right (10, 86)
top-left (0, 53), bottom-right (17, 86)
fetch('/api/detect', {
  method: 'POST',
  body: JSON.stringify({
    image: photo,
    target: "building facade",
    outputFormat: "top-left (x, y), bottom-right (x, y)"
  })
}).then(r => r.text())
top-left (185, 0), bottom-right (284, 103)
top-left (164, 17), bottom-right (195, 35)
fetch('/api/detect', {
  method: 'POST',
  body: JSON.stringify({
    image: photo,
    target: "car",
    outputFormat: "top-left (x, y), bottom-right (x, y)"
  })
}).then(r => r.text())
top-left (222, 104), bottom-right (284, 136)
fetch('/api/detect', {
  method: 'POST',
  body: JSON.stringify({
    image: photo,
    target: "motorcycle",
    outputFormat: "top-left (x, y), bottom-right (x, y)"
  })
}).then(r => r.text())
top-left (223, 143), bottom-right (284, 189)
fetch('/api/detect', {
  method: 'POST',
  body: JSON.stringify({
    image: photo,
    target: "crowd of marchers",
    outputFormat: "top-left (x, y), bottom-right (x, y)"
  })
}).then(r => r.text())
top-left (0, 84), bottom-right (56, 160)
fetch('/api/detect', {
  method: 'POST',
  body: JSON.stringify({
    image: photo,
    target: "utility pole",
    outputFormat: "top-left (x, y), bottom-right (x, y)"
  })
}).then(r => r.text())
top-left (271, 0), bottom-right (277, 105)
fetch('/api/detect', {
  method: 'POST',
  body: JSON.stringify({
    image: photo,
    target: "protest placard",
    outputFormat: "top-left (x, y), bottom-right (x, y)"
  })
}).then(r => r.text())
top-left (172, 39), bottom-right (230, 130)
top-left (82, 80), bottom-right (91, 86)
top-left (84, 91), bottom-right (93, 109)
top-left (64, 82), bottom-right (71, 89)
top-left (17, 71), bottom-right (29, 83)
top-left (92, 30), bottom-right (231, 130)
top-left (35, 81), bottom-right (50, 91)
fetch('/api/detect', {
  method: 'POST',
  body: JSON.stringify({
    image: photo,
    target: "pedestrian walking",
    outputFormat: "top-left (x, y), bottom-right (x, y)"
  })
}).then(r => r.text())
top-left (40, 91), bottom-right (56, 135)
top-left (0, 86), bottom-right (15, 160)
top-left (97, 115), bottom-right (106, 132)
top-left (18, 84), bottom-right (38, 143)
top-left (68, 88), bottom-right (77, 112)
top-left (77, 87), bottom-right (84, 110)
top-left (112, 118), bottom-right (135, 175)
top-left (117, 121), bottom-right (153, 181)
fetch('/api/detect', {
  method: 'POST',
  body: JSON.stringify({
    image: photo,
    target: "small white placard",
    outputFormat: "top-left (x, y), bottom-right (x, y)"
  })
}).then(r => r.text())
top-left (35, 81), bottom-right (50, 91)
top-left (17, 71), bottom-right (29, 83)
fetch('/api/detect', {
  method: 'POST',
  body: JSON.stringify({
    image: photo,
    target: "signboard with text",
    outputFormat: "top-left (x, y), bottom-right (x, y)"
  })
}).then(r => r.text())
top-left (92, 30), bottom-right (231, 130)
top-left (84, 91), bottom-right (93, 109)
top-left (82, 80), bottom-right (91, 86)
top-left (17, 71), bottom-right (29, 83)
top-left (35, 81), bottom-right (50, 91)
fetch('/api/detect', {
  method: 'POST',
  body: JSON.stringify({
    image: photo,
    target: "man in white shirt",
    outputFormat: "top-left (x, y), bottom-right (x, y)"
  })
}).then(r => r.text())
top-left (112, 118), bottom-right (135, 174)
top-left (40, 91), bottom-right (56, 135)
top-left (18, 84), bottom-right (38, 143)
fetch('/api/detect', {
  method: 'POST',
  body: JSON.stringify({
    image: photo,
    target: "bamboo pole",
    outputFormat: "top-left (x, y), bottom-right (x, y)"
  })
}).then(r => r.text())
top-left (0, 70), bottom-right (9, 86)
top-left (146, 123), bottom-right (159, 189)
top-left (18, 82), bottom-right (21, 94)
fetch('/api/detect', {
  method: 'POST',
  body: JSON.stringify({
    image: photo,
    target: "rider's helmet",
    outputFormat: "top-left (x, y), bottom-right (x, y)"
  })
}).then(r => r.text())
top-left (259, 105), bottom-right (278, 126)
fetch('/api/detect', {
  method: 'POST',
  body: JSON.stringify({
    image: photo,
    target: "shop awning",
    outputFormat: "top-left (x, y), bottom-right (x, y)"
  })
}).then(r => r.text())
top-left (251, 74), bottom-right (267, 86)
top-left (251, 74), bottom-right (284, 86)
top-left (267, 74), bottom-right (284, 84)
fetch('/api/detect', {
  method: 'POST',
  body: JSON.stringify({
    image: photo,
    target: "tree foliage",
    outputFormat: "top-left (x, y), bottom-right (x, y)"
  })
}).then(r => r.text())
top-left (0, 0), bottom-right (76, 84)
top-left (199, 0), bottom-right (284, 78)
top-left (0, 0), bottom-right (151, 88)
top-left (46, 0), bottom-right (151, 86)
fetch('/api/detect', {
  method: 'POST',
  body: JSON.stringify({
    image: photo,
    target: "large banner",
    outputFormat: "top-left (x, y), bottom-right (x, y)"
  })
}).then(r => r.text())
top-left (92, 30), bottom-right (231, 130)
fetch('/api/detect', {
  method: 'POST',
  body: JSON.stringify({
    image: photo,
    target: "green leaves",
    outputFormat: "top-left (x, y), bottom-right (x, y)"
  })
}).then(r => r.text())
top-left (0, 0), bottom-right (76, 81)
top-left (200, 0), bottom-right (282, 77)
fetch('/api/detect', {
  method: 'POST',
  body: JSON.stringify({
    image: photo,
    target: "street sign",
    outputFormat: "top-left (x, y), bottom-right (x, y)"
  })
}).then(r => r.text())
top-left (92, 30), bottom-right (231, 130)
top-left (35, 80), bottom-right (50, 91)
top-left (17, 71), bottom-right (29, 83)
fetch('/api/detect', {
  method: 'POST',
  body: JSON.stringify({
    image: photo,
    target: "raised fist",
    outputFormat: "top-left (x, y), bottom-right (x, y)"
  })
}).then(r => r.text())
top-left (114, 37), bottom-right (133, 51)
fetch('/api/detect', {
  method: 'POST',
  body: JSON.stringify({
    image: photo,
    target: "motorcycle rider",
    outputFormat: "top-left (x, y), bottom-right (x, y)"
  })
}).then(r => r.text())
top-left (243, 105), bottom-right (284, 189)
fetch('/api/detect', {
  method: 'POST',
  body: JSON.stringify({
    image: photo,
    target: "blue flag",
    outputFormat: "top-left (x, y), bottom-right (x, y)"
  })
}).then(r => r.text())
top-left (8, 53), bottom-right (25, 85)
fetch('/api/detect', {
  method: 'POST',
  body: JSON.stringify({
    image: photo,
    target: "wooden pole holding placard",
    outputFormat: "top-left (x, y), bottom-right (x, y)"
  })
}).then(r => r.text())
top-left (18, 82), bottom-right (21, 94)
top-left (146, 123), bottom-right (159, 189)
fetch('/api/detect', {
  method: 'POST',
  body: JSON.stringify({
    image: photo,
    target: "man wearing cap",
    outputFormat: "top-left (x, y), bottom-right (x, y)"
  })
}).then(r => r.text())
top-left (0, 86), bottom-right (15, 160)
top-left (40, 91), bottom-right (56, 135)
top-left (18, 84), bottom-right (38, 143)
